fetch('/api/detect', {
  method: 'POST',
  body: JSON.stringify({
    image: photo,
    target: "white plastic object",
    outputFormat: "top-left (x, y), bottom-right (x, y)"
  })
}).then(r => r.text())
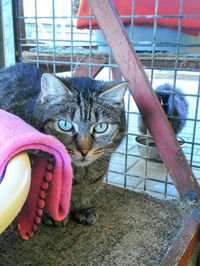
top-left (0, 153), bottom-right (31, 234)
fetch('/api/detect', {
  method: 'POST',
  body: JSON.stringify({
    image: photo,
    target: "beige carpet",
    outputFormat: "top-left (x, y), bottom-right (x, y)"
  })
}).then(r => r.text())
top-left (0, 184), bottom-right (194, 266)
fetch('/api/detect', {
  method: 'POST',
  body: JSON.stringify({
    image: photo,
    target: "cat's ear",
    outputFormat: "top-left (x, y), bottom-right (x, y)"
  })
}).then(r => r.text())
top-left (40, 73), bottom-right (73, 101)
top-left (99, 81), bottom-right (128, 107)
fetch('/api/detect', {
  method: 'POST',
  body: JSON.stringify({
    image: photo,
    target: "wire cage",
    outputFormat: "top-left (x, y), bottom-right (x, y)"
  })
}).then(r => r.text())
top-left (12, 0), bottom-right (200, 199)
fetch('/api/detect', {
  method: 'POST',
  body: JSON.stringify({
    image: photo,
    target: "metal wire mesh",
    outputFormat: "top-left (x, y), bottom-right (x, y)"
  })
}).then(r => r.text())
top-left (13, 0), bottom-right (200, 199)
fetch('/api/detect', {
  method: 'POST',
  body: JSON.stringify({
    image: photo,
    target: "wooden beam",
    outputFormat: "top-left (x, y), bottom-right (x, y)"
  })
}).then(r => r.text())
top-left (160, 203), bottom-right (200, 265)
top-left (74, 58), bottom-right (106, 77)
top-left (87, 0), bottom-right (200, 199)
top-left (22, 50), bottom-right (200, 70)
top-left (112, 66), bottom-right (122, 82)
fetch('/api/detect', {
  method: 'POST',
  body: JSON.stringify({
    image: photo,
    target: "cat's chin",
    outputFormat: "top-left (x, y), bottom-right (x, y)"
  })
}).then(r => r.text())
top-left (72, 158), bottom-right (93, 167)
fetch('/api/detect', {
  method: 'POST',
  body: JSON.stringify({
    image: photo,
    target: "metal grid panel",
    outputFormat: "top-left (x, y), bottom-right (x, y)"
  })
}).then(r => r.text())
top-left (13, 0), bottom-right (200, 199)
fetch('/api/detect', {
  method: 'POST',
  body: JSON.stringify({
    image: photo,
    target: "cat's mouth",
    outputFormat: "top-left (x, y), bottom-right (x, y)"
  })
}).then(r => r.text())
top-left (80, 157), bottom-right (88, 164)
top-left (70, 153), bottom-right (93, 166)
top-left (73, 157), bottom-right (92, 166)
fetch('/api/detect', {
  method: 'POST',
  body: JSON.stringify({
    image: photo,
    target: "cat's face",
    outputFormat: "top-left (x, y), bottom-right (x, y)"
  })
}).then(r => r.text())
top-left (36, 74), bottom-right (127, 167)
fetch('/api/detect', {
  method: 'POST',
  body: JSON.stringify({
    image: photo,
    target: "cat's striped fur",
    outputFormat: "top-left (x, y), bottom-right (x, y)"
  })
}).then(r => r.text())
top-left (0, 63), bottom-right (128, 225)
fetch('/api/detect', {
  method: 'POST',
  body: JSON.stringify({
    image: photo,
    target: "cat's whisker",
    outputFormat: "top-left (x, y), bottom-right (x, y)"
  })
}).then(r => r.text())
top-left (104, 149), bottom-right (112, 152)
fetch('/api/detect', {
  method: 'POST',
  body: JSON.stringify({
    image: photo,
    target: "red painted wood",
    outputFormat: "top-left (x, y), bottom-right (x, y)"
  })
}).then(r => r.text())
top-left (74, 58), bottom-right (106, 78)
top-left (160, 203), bottom-right (200, 265)
top-left (112, 67), bottom-right (122, 82)
top-left (88, 0), bottom-right (200, 199)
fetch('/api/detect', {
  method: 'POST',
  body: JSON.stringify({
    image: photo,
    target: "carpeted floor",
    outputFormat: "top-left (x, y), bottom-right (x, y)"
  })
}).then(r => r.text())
top-left (0, 184), bottom-right (195, 266)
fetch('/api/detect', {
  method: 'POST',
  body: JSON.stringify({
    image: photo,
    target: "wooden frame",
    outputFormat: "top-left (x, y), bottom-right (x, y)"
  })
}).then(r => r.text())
top-left (22, 49), bottom-right (200, 72)
top-left (73, 58), bottom-right (106, 77)
top-left (161, 202), bottom-right (200, 265)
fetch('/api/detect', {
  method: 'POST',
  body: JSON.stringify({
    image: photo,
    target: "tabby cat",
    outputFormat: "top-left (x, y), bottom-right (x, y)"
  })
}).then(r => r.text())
top-left (0, 63), bottom-right (128, 226)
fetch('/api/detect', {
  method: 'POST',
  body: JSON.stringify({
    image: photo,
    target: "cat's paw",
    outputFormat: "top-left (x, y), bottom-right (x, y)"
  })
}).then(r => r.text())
top-left (42, 213), bottom-right (68, 227)
top-left (71, 207), bottom-right (98, 225)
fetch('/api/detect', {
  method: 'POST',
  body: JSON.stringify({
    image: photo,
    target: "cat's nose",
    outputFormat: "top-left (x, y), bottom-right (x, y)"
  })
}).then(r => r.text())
top-left (80, 149), bottom-right (89, 157)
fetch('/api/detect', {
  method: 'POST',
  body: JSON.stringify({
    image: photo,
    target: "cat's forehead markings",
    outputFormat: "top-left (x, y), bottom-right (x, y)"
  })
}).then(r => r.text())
top-left (77, 93), bottom-right (84, 121)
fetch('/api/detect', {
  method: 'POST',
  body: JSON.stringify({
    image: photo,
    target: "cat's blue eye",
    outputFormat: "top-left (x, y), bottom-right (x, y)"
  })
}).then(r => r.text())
top-left (58, 120), bottom-right (73, 132)
top-left (94, 122), bottom-right (108, 133)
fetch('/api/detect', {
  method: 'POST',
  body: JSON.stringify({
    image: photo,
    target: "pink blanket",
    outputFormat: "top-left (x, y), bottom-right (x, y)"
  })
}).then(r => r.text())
top-left (0, 110), bottom-right (73, 240)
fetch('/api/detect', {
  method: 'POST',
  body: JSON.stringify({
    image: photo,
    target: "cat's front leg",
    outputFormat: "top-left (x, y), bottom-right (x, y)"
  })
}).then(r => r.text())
top-left (70, 176), bottom-right (103, 225)
top-left (42, 181), bottom-right (101, 227)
